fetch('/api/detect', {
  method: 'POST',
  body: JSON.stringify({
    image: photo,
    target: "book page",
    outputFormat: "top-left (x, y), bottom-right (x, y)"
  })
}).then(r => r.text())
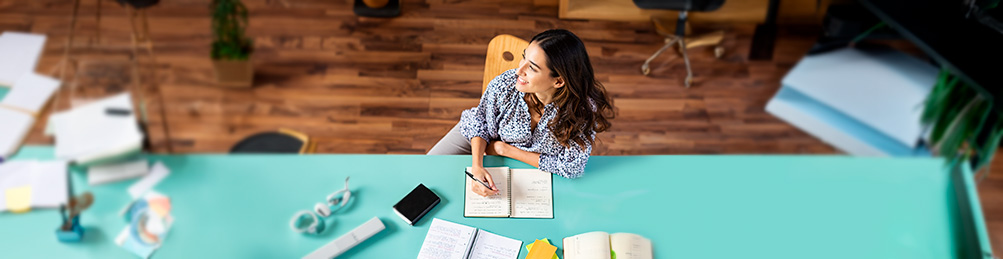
top-left (468, 229), bottom-right (522, 259)
top-left (509, 169), bottom-right (553, 218)
top-left (417, 218), bottom-right (478, 259)
top-left (563, 231), bottom-right (611, 259)
top-left (610, 233), bottom-right (653, 259)
top-left (464, 167), bottom-right (510, 217)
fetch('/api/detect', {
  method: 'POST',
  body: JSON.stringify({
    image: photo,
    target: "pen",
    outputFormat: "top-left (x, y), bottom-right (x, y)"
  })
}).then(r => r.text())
top-left (465, 170), bottom-right (496, 191)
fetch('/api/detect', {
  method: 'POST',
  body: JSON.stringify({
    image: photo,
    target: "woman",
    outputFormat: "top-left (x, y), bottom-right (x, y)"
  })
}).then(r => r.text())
top-left (427, 29), bottom-right (615, 197)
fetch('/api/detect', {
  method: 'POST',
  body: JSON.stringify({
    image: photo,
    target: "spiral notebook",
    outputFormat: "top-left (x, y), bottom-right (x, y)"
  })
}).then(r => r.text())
top-left (463, 167), bottom-right (553, 218)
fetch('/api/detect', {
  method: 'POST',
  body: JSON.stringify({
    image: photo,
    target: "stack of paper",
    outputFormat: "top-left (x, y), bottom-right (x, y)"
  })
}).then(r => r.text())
top-left (0, 32), bottom-right (54, 159)
top-left (0, 160), bottom-right (68, 213)
top-left (88, 159), bottom-right (149, 186)
top-left (0, 31), bottom-right (53, 159)
top-left (0, 72), bottom-right (61, 159)
top-left (51, 93), bottom-right (144, 165)
top-left (765, 48), bottom-right (936, 156)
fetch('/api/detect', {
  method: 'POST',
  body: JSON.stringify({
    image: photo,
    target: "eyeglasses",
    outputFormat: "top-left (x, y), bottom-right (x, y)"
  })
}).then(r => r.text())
top-left (290, 176), bottom-right (352, 235)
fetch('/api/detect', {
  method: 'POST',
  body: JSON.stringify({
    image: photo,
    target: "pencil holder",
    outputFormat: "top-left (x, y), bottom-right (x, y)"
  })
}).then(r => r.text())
top-left (55, 215), bottom-right (85, 242)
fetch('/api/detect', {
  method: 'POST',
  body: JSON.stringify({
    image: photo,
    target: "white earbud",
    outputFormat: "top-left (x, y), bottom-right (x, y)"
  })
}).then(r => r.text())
top-left (314, 202), bottom-right (332, 217)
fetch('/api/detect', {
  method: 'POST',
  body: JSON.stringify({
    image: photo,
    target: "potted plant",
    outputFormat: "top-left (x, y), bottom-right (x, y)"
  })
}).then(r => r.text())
top-left (921, 69), bottom-right (1003, 181)
top-left (211, 0), bottom-right (253, 87)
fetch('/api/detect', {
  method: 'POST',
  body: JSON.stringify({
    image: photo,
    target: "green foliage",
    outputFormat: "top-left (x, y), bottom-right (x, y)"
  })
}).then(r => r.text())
top-left (921, 69), bottom-right (1003, 175)
top-left (211, 0), bottom-right (252, 60)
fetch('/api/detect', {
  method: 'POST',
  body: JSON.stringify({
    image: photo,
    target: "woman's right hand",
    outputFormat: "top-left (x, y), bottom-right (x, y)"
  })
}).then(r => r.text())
top-left (469, 166), bottom-right (499, 197)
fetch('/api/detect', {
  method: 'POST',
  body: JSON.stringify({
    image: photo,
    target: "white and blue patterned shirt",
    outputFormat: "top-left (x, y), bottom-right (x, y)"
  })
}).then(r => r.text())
top-left (460, 69), bottom-right (592, 179)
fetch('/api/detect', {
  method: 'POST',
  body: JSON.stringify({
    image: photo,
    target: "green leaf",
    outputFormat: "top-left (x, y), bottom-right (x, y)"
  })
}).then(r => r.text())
top-left (936, 98), bottom-right (979, 159)
top-left (211, 0), bottom-right (252, 60)
top-left (975, 115), bottom-right (1003, 171)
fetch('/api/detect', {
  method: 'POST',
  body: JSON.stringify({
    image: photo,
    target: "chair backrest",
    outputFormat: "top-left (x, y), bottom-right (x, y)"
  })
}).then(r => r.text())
top-left (632, 0), bottom-right (725, 12)
top-left (230, 128), bottom-right (314, 154)
top-left (482, 35), bottom-right (530, 93)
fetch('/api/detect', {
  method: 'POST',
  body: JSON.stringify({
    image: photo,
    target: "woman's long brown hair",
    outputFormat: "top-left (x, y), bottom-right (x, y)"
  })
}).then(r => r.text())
top-left (531, 29), bottom-right (615, 149)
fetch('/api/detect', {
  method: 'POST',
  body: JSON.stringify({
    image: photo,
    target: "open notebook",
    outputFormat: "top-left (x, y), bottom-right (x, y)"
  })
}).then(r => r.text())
top-left (0, 160), bottom-right (69, 213)
top-left (563, 231), bottom-right (652, 259)
top-left (417, 218), bottom-right (522, 259)
top-left (464, 167), bottom-right (553, 218)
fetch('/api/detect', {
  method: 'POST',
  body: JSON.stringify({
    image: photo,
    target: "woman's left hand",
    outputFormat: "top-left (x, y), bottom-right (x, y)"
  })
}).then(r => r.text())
top-left (485, 141), bottom-right (508, 156)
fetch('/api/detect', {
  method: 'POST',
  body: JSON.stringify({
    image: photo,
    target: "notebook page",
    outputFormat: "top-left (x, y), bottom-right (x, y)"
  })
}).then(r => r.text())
top-left (469, 229), bottom-right (522, 259)
top-left (563, 231), bottom-right (611, 259)
top-left (417, 218), bottom-right (478, 259)
top-left (610, 233), bottom-right (652, 259)
top-left (29, 161), bottom-right (68, 208)
top-left (464, 167), bottom-right (510, 217)
top-left (509, 169), bottom-right (553, 218)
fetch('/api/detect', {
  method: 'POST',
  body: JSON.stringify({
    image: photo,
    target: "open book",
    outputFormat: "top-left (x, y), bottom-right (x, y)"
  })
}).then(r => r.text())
top-left (417, 218), bottom-right (522, 259)
top-left (464, 167), bottom-right (553, 218)
top-left (563, 231), bottom-right (652, 259)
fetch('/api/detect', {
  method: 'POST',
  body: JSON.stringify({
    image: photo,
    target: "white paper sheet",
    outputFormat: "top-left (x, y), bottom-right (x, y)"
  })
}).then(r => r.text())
top-left (0, 32), bottom-right (46, 86)
top-left (1, 73), bottom-right (60, 113)
top-left (0, 108), bottom-right (34, 159)
top-left (89, 159), bottom-right (148, 186)
top-left (128, 161), bottom-right (169, 199)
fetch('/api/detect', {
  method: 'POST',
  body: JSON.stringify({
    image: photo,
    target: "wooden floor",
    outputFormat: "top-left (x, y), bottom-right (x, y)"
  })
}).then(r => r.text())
top-left (3, 0), bottom-right (1001, 252)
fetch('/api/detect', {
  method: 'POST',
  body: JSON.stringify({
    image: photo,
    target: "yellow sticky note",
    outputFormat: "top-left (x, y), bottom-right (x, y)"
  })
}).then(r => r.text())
top-left (526, 239), bottom-right (559, 259)
top-left (6, 186), bottom-right (32, 213)
top-left (525, 239), bottom-right (558, 259)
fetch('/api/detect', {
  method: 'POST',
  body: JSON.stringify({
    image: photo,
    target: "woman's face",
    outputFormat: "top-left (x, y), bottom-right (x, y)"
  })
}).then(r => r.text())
top-left (515, 42), bottom-right (563, 95)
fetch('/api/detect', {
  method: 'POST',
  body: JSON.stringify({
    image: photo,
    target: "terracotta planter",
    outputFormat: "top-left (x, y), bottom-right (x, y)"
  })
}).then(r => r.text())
top-left (212, 59), bottom-right (253, 88)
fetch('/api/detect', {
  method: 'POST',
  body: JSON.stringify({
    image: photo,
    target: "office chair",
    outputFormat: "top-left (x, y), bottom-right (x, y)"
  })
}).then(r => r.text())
top-left (230, 128), bottom-right (316, 154)
top-left (634, 0), bottom-right (726, 87)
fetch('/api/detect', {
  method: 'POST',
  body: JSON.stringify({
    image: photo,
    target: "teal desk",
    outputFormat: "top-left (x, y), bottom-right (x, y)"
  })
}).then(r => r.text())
top-left (0, 146), bottom-right (992, 258)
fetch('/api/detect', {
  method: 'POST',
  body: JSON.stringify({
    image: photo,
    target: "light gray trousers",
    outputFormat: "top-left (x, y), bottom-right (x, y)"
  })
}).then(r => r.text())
top-left (427, 122), bottom-right (472, 155)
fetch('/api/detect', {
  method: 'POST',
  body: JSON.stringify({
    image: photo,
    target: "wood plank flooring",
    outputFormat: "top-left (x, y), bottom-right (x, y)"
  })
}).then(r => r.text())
top-left (2, 0), bottom-right (1000, 252)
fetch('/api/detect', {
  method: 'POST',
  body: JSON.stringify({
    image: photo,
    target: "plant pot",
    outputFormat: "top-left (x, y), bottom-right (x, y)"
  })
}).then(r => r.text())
top-left (116, 0), bottom-right (160, 9)
top-left (212, 59), bottom-right (253, 88)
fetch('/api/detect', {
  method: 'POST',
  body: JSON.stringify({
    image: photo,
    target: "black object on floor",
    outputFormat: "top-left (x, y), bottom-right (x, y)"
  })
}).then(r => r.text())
top-left (748, 0), bottom-right (780, 60)
top-left (354, 0), bottom-right (401, 18)
top-left (230, 132), bottom-right (306, 154)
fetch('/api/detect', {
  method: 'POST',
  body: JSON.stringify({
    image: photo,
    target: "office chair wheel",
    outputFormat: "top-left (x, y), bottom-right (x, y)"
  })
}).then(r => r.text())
top-left (714, 46), bottom-right (725, 59)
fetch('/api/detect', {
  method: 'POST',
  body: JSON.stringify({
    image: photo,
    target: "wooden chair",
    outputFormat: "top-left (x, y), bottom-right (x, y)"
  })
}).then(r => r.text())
top-left (482, 35), bottom-right (530, 93)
